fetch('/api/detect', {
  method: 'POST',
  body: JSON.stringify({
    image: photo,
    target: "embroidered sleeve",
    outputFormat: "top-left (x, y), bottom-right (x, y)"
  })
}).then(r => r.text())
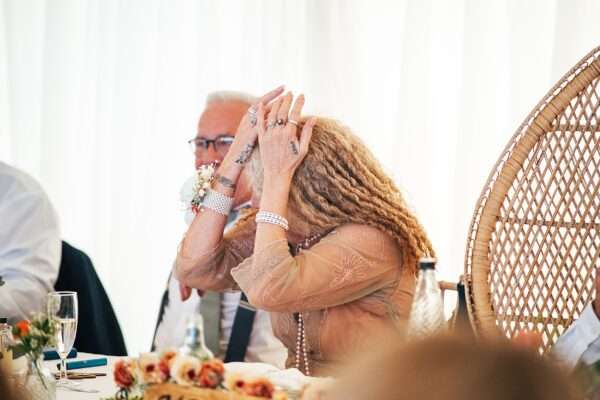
top-left (230, 224), bottom-right (402, 312)
top-left (175, 214), bottom-right (257, 291)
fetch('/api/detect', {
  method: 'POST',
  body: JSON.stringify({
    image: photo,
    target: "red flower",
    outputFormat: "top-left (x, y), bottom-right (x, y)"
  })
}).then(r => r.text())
top-left (14, 320), bottom-right (30, 338)
top-left (160, 350), bottom-right (177, 366)
top-left (114, 359), bottom-right (136, 389)
top-left (158, 358), bottom-right (171, 380)
top-left (245, 379), bottom-right (276, 398)
top-left (198, 359), bottom-right (225, 388)
top-left (232, 377), bottom-right (275, 399)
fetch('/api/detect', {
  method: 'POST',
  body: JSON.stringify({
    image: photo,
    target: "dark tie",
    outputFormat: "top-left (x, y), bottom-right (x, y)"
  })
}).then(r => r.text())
top-left (224, 292), bottom-right (256, 362)
top-left (151, 274), bottom-right (170, 351)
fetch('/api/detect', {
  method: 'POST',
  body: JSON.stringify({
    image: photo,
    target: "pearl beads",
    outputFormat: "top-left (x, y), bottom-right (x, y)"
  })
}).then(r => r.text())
top-left (292, 230), bottom-right (330, 377)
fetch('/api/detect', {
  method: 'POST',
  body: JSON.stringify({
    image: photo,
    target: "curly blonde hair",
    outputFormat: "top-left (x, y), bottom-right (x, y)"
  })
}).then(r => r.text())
top-left (251, 117), bottom-right (435, 272)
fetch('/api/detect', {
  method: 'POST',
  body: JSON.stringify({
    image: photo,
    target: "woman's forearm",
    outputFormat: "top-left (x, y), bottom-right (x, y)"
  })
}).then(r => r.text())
top-left (254, 175), bottom-right (292, 253)
top-left (179, 158), bottom-right (243, 261)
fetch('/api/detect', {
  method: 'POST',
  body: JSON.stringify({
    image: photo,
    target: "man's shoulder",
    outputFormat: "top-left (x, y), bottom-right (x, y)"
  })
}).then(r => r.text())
top-left (0, 162), bottom-right (47, 200)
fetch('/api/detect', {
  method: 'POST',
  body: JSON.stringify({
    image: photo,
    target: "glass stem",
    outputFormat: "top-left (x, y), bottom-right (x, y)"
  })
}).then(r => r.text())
top-left (60, 356), bottom-right (67, 381)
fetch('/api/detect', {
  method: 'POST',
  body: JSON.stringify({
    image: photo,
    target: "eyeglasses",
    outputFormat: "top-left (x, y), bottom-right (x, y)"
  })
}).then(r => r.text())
top-left (187, 135), bottom-right (234, 157)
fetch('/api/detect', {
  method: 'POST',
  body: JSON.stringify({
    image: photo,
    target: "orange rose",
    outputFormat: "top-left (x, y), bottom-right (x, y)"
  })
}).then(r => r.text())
top-left (160, 349), bottom-right (178, 368)
top-left (114, 359), bottom-right (136, 389)
top-left (198, 359), bottom-right (225, 388)
top-left (158, 358), bottom-right (171, 380)
top-left (14, 320), bottom-right (30, 338)
top-left (229, 378), bottom-right (275, 399)
top-left (241, 378), bottom-right (275, 398)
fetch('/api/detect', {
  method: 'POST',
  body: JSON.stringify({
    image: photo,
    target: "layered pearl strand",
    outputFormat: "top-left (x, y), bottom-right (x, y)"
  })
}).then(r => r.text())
top-left (292, 230), bottom-right (331, 376)
top-left (295, 312), bottom-right (310, 375)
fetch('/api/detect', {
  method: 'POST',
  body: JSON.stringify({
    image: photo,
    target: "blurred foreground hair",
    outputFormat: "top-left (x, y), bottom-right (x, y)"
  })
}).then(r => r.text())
top-left (329, 333), bottom-right (579, 400)
top-left (0, 367), bottom-right (30, 400)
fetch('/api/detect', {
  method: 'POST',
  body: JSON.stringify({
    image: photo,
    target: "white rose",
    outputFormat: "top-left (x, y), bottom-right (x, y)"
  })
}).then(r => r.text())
top-left (170, 355), bottom-right (200, 386)
top-left (138, 352), bottom-right (165, 385)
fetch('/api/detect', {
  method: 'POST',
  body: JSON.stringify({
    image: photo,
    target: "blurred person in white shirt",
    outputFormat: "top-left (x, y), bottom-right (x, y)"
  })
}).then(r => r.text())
top-left (152, 89), bottom-right (287, 368)
top-left (553, 267), bottom-right (600, 368)
top-left (0, 162), bottom-right (61, 323)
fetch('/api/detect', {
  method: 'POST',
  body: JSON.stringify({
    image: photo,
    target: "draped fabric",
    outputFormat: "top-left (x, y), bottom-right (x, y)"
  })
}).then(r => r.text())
top-left (2, 0), bottom-right (600, 353)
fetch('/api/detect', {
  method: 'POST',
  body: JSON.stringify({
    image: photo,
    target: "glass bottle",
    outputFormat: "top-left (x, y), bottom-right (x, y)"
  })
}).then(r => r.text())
top-left (407, 258), bottom-right (446, 338)
top-left (179, 304), bottom-right (214, 361)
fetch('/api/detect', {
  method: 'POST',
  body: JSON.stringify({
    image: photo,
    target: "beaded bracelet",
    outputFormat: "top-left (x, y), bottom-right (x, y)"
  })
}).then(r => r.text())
top-left (255, 211), bottom-right (289, 231)
top-left (203, 189), bottom-right (234, 216)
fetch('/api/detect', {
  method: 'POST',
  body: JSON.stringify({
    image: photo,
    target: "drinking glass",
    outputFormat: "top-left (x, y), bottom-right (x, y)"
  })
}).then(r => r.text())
top-left (47, 291), bottom-right (78, 386)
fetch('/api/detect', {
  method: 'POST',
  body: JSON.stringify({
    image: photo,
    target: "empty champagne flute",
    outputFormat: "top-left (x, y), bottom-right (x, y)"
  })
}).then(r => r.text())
top-left (47, 291), bottom-right (78, 387)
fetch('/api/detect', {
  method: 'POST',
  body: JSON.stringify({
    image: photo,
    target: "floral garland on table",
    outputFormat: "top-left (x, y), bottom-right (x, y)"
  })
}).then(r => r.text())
top-left (108, 349), bottom-right (287, 400)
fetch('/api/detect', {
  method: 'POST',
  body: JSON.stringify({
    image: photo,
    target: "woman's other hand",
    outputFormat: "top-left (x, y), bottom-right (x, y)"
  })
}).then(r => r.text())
top-left (257, 93), bottom-right (317, 185)
top-left (222, 85), bottom-right (285, 169)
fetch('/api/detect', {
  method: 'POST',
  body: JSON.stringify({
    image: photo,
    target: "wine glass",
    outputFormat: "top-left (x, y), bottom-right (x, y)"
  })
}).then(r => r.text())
top-left (47, 291), bottom-right (78, 386)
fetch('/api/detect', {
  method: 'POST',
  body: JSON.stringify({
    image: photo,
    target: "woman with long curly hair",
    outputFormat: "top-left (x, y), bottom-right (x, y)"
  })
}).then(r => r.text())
top-left (175, 88), bottom-right (434, 376)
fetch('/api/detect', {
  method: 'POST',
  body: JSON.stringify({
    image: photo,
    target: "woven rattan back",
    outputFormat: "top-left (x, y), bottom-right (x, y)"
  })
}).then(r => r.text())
top-left (464, 46), bottom-right (600, 353)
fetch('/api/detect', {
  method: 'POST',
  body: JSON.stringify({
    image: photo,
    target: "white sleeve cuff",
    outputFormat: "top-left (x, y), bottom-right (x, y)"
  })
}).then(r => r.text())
top-left (575, 303), bottom-right (600, 343)
top-left (553, 303), bottom-right (600, 368)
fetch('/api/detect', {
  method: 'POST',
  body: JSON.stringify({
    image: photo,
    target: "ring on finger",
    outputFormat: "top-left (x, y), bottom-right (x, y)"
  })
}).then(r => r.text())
top-left (276, 118), bottom-right (286, 126)
top-left (248, 105), bottom-right (258, 115)
top-left (288, 119), bottom-right (299, 127)
top-left (267, 120), bottom-right (276, 129)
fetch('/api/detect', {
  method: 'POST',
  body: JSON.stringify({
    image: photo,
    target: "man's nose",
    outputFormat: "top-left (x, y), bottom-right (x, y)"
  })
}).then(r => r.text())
top-left (196, 144), bottom-right (222, 167)
top-left (204, 143), bottom-right (221, 161)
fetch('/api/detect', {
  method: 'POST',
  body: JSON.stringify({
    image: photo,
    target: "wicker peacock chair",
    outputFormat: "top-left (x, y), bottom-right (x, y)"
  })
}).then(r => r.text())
top-left (464, 45), bottom-right (600, 353)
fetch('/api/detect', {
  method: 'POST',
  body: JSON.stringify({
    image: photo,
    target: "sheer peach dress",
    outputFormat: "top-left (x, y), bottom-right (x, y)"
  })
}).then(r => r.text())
top-left (175, 215), bottom-right (416, 376)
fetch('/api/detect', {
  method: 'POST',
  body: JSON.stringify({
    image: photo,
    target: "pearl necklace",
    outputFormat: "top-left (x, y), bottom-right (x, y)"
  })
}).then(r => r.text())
top-left (291, 230), bottom-right (332, 376)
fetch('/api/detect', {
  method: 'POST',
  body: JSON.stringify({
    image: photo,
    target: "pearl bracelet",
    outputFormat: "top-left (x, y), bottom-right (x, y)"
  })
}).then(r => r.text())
top-left (203, 189), bottom-right (234, 216)
top-left (255, 211), bottom-right (289, 231)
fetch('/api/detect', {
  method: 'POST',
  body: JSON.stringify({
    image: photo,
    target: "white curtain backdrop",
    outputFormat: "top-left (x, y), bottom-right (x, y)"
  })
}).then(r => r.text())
top-left (2, 0), bottom-right (600, 354)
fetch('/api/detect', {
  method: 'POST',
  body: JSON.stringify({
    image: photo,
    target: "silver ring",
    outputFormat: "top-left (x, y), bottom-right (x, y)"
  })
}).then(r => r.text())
top-left (288, 119), bottom-right (299, 127)
top-left (267, 121), bottom-right (276, 129)
top-left (276, 118), bottom-right (286, 126)
top-left (248, 106), bottom-right (258, 115)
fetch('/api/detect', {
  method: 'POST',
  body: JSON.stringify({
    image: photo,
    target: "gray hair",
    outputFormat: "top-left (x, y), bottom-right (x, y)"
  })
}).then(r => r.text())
top-left (205, 90), bottom-right (258, 106)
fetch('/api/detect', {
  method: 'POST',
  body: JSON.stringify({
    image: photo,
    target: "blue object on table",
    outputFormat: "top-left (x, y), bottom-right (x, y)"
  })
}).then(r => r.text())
top-left (43, 348), bottom-right (77, 360)
top-left (57, 357), bottom-right (108, 370)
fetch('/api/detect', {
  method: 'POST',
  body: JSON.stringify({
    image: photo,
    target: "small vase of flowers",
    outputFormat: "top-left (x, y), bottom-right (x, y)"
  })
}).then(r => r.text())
top-left (11, 315), bottom-right (58, 400)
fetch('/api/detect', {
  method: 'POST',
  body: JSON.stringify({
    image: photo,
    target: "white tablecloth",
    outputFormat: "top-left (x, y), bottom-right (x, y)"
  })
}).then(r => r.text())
top-left (44, 352), bottom-right (120, 400)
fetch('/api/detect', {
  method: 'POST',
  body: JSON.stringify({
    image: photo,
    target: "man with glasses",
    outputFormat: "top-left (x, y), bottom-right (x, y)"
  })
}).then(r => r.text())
top-left (152, 91), bottom-right (286, 368)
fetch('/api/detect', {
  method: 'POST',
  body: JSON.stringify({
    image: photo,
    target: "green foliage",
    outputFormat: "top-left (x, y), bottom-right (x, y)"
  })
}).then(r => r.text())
top-left (10, 314), bottom-right (57, 360)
